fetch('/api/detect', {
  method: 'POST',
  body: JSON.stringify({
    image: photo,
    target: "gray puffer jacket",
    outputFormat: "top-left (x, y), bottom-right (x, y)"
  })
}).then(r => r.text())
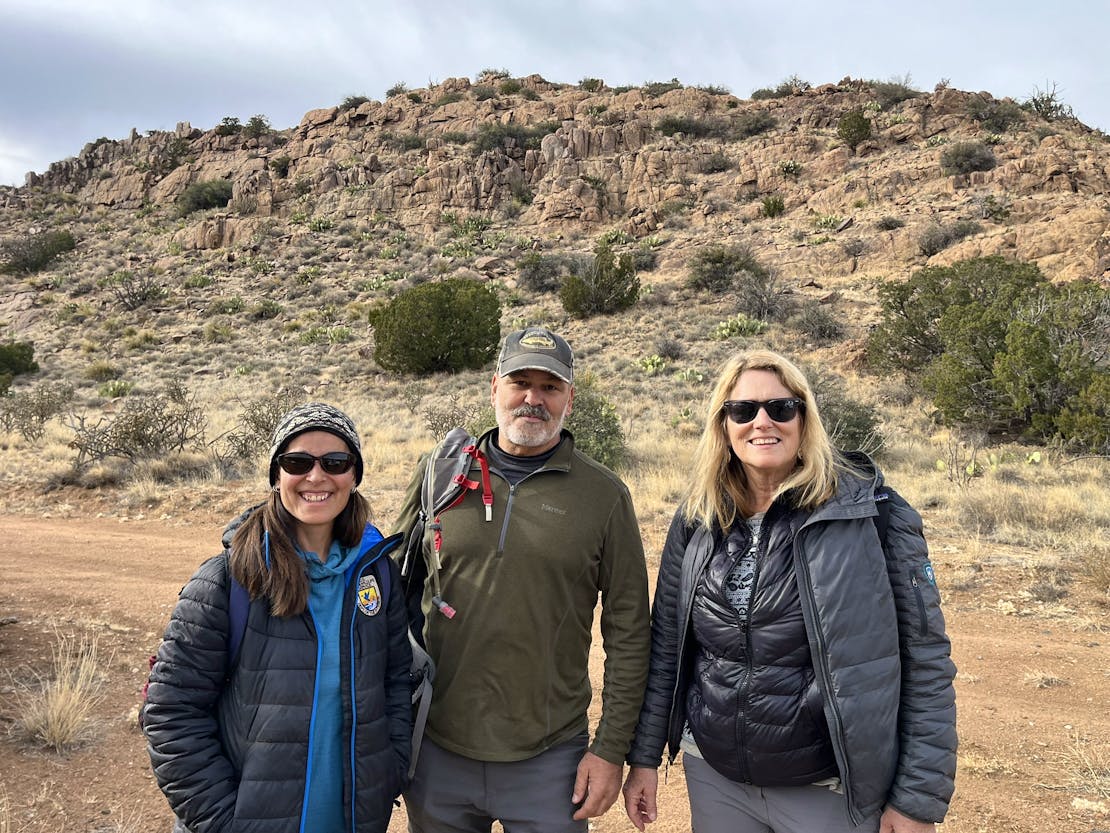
top-left (627, 462), bottom-right (957, 824)
top-left (143, 522), bottom-right (412, 833)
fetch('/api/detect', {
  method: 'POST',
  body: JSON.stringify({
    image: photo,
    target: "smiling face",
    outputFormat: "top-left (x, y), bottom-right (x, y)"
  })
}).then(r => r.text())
top-left (491, 368), bottom-right (574, 456)
top-left (726, 369), bottom-right (803, 488)
top-left (277, 430), bottom-right (355, 554)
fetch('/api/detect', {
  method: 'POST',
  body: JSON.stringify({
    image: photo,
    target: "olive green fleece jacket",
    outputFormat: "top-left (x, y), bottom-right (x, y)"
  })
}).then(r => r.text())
top-left (392, 428), bottom-right (650, 765)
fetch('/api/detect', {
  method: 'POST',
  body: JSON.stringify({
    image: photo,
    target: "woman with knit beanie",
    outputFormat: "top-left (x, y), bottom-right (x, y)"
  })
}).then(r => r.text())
top-left (143, 402), bottom-right (413, 833)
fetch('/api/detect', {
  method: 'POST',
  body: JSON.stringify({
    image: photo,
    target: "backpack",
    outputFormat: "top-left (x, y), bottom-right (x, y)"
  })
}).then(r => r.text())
top-left (398, 427), bottom-right (489, 633)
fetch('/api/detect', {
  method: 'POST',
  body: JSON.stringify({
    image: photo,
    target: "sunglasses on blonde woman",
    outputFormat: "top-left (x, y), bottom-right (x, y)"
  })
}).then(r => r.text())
top-left (275, 451), bottom-right (355, 476)
top-left (722, 398), bottom-right (805, 424)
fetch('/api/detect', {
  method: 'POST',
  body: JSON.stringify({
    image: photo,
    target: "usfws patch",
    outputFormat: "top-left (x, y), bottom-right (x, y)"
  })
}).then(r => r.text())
top-left (357, 574), bottom-right (383, 616)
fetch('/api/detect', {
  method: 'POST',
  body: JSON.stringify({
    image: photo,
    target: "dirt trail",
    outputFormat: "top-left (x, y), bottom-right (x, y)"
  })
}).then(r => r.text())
top-left (1, 514), bottom-right (1108, 833)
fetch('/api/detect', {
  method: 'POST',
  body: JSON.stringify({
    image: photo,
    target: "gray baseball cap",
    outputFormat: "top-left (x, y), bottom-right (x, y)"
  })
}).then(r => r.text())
top-left (496, 327), bottom-right (574, 384)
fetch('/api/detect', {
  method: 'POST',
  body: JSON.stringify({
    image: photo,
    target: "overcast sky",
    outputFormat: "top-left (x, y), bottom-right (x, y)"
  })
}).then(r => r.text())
top-left (1, 0), bottom-right (1104, 187)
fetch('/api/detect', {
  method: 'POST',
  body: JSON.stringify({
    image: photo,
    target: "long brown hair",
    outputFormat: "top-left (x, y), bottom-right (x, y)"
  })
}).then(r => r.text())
top-left (228, 490), bottom-right (371, 617)
top-left (681, 349), bottom-right (839, 530)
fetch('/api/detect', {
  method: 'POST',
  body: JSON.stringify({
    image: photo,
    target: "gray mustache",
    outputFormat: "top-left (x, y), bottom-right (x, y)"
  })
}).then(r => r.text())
top-left (512, 405), bottom-right (550, 421)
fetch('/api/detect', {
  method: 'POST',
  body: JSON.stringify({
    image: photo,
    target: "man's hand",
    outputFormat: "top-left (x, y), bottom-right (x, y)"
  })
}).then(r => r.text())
top-left (571, 751), bottom-right (622, 821)
top-left (621, 765), bottom-right (658, 831)
top-left (879, 806), bottom-right (935, 833)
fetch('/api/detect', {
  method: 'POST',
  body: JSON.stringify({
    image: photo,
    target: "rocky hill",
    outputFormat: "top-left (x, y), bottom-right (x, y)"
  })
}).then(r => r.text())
top-left (2, 72), bottom-right (1108, 394)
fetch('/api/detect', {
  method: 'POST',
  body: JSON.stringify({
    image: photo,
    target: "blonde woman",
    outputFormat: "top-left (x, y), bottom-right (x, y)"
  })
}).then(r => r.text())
top-left (623, 350), bottom-right (956, 833)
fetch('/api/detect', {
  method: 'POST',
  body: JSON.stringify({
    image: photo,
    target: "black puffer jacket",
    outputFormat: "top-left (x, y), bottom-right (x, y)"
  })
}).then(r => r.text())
top-left (143, 526), bottom-right (412, 833)
top-left (627, 463), bottom-right (957, 824)
top-left (684, 499), bottom-right (839, 786)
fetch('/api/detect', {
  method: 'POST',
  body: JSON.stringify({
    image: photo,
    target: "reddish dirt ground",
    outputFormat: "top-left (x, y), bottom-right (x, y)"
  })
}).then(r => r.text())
top-left (1, 511), bottom-right (1107, 833)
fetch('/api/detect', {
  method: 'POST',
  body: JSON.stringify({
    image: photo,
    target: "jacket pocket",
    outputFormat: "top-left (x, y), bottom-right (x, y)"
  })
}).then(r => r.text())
top-left (908, 569), bottom-right (928, 637)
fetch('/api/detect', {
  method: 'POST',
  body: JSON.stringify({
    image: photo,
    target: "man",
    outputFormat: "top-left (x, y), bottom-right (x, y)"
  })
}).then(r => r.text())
top-left (394, 327), bottom-right (650, 833)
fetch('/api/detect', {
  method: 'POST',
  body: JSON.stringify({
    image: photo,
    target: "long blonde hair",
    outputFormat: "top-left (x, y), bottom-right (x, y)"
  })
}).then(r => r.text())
top-left (229, 490), bottom-right (371, 617)
top-left (682, 349), bottom-right (838, 530)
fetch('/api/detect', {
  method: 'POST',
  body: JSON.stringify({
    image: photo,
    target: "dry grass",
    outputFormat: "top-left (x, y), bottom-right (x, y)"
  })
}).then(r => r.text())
top-left (13, 630), bottom-right (107, 752)
top-left (1063, 732), bottom-right (1110, 800)
top-left (1023, 669), bottom-right (1069, 689)
top-left (959, 749), bottom-right (1017, 777)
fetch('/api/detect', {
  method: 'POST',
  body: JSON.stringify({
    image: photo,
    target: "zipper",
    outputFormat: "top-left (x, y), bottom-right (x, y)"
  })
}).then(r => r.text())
top-left (344, 537), bottom-right (401, 831)
top-left (793, 530), bottom-right (861, 825)
top-left (910, 571), bottom-right (928, 636)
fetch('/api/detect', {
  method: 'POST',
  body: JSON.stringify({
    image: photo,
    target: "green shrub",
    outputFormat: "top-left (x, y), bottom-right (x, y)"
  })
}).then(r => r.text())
top-left (98, 380), bottom-right (133, 398)
top-left (84, 360), bottom-right (120, 382)
top-left (242, 114), bottom-right (271, 139)
top-left (384, 132), bottom-right (425, 151)
top-left (473, 122), bottom-right (558, 153)
top-left (917, 220), bottom-right (981, 256)
top-left (1023, 82), bottom-right (1074, 122)
top-left (214, 116), bottom-right (241, 136)
top-left (0, 340), bottom-right (38, 394)
top-left (1, 229), bottom-right (76, 274)
top-left (837, 110), bottom-right (872, 151)
top-left (559, 241), bottom-right (640, 319)
top-left (867, 256), bottom-right (1109, 449)
top-left (643, 78), bottom-right (682, 98)
top-left (0, 382), bottom-right (73, 441)
top-left (760, 195), bottom-right (785, 218)
top-left (967, 98), bottom-right (1025, 133)
top-left (737, 267), bottom-right (791, 321)
top-left (790, 302), bottom-right (846, 344)
top-left (867, 76), bottom-right (921, 110)
top-left (876, 216), bottom-right (905, 231)
top-left (369, 278), bottom-right (501, 375)
top-left (731, 111), bottom-right (777, 139)
top-left (473, 85), bottom-right (497, 101)
top-left (940, 142), bottom-right (997, 175)
top-left (579, 78), bottom-right (603, 92)
top-left (177, 179), bottom-right (233, 216)
top-left (687, 244), bottom-right (767, 293)
top-left (806, 367), bottom-right (884, 455)
top-left (699, 152), bottom-right (734, 173)
top-left (434, 92), bottom-right (464, 106)
top-left (206, 296), bottom-right (245, 316)
top-left (655, 116), bottom-right (720, 138)
top-left (249, 299), bottom-right (283, 320)
top-left (498, 79), bottom-right (522, 95)
top-left (517, 252), bottom-right (565, 293)
top-left (565, 371), bottom-right (626, 469)
top-left (102, 270), bottom-right (166, 310)
top-left (385, 83), bottom-right (407, 97)
top-left (342, 94), bottom-right (371, 110)
top-left (751, 75), bottom-right (810, 100)
top-left (269, 155), bottom-right (292, 178)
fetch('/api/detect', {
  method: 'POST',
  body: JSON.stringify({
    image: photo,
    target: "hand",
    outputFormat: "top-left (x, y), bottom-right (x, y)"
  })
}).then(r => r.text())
top-left (879, 806), bottom-right (935, 833)
top-left (571, 751), bottom-right (622, 821)
top-left (621, 765), bottom-right (658, 831)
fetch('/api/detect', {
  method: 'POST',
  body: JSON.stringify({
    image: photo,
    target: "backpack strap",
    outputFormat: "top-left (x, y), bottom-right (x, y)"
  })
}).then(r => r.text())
top-left (872, 487), bottom-right (893, 551)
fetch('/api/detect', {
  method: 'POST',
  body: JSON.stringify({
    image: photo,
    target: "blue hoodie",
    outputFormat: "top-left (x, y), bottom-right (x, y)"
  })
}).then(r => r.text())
top-left (300, 525), bottom-right (385, 832)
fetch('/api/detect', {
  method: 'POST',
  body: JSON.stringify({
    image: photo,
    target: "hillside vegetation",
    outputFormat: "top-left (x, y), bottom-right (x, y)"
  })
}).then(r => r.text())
top-left (0, 71), bottom-right (1109, 833)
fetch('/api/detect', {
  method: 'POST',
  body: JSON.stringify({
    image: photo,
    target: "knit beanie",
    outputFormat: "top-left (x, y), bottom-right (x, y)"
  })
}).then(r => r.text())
top-left (268, 402), bottom-right (364, 485)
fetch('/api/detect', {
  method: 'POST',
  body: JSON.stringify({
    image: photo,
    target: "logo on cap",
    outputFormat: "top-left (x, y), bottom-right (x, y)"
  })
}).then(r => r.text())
top-left (519, 331), bottom-right (557, 350)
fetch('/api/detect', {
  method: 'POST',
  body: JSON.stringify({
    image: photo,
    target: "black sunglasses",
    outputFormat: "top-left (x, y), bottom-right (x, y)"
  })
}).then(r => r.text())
top-left (722, 398), bottom-right (805, 424)
top-left (275, 451), bottom-right (356, 476)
